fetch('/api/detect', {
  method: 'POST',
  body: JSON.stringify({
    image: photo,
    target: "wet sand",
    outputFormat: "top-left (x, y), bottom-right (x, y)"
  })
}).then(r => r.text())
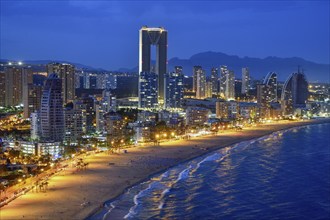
top-left (0, 119), bottom-right (329, 220)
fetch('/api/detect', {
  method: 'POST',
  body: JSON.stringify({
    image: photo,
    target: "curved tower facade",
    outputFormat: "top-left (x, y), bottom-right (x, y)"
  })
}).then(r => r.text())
top-left (281, 72), bottom-right (308, 115)
top-left (263, 72), bottom-right (278, 102)
top-left (40, 73), bottom-right (64, 142)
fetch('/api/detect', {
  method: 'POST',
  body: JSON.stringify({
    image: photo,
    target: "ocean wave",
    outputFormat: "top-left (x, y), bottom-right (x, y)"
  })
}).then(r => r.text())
top-left (196, 153), bottom-right (222, 170)
top-left (124, 182), bottom-right (158, 219)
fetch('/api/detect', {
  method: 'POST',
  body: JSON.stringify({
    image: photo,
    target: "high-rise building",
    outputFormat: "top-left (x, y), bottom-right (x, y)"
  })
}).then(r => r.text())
top-left (80, 94), bottom-right (95, 133)
top-left (0, 70), bottom-right (5, 106)
top-left (104, 111), bottom-right (126, 144)
top-left (281, 71), bottom-right (308, 115)
top-left (40, 74), bottom-right (64, 142)
top-left (219, 65), bottom-right (228, 98)
top-left (164, 66), bottom-right (184, 109)
top-left (64, 102), bottom-right (85, 144)
top-left (139, 26), bottom-right (167, 103)
top-left (257, 84), bottom-right (271, 118)
top-left (138, 71), bottom-right (158, 109)
top-left (47, 63), bottom-right (75, 104)
top-left (196, 68), bottom-right (206, 99)
top-left (205, 81), bottom-right (213, 98)
top-left (30, 111), bottom-right (41, 140)
top-left (96, 90), bottom-right (116, 132)
top-left (23, 84), bottom-right (43, 118)
top-left (225, 70), bottom-right (235, 100)
top-left (241, 67), bottom-right (250, 94)
top-left (263, 72), bottom-right (278, 102)
top-left (193, 66), bottom-right (202, 93)
top-left (2, 66), bottom-right (33, 106)
top-left (211, 67), bottom-right (219, 96)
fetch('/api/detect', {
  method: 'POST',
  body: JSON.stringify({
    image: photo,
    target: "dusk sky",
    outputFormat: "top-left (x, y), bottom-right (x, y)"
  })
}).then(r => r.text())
top-left (1, 0), bottom-right (329, 70)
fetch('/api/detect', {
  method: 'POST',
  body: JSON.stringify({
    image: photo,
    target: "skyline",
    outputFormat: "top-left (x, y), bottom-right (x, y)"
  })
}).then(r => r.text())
top-left (1, 1), bottom-right (329, 71)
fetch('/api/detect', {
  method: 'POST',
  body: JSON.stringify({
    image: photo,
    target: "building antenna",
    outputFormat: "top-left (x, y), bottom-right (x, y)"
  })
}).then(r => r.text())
top-left (297, 65), bottom-right (301, 73)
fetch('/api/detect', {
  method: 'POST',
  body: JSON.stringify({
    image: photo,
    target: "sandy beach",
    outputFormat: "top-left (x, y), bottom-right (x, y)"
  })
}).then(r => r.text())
top-left (0, 119), bottom-right (329, 220)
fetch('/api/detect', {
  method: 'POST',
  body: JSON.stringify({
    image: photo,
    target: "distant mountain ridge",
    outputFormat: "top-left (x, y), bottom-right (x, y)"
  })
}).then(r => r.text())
top-left (1, 51), bottom-right (329, 82)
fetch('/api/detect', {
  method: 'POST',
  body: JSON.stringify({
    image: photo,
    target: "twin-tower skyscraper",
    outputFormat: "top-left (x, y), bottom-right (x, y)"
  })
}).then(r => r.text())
top-left (139, 26), bottom-right (168, 108)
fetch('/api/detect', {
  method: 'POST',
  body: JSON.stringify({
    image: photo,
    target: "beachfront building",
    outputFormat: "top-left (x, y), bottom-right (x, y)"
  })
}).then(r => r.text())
top-left (64, 102), bottom-right (85, 144)
top-left (131, 122), bottom-right (152, 143)
top-left (104, 112), bottom-right (127, 145)
top-left (164, 67), bottom-right (184, 109)
top-left (281, 71), bottom-right (308, 115)
top-left (185, 107), bottom-right (211, 127)
top-left (257, 84), bottom-right (271, 118)
top-left (40, 74), bottom-right (65, 142)
top-left (216, 101), bottom-right (239, 119)
top-left (238, 102), bottom-right (259, 121)
top-left (12, 141), bottom-right (62, 158)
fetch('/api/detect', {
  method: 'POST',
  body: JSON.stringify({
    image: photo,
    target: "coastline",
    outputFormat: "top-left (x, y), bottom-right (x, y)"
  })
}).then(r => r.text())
top-left (1, 119), bottom-right (329, 220)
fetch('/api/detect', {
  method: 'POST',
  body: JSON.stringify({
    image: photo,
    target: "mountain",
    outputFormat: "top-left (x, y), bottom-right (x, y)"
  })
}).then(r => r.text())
top-left (2, 52), bottom-right (329, 82)
top-left (167, 52), bottom-right (329, 82)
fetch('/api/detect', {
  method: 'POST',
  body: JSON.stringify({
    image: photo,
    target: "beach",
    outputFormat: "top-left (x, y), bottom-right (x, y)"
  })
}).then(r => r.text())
top-left (0, 119), bottom-right (329, 220)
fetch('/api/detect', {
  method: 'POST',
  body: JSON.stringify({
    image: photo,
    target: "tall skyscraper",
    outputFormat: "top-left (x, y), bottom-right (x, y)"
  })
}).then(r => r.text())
top-left (2, 66), bottom-right (33, 106)
top-left (0, 70), bottom-right (5, 106)
top-left (139, 26), bottom-right (167, 103)
top-left (257, 84), bottom-right (271, 118)
top-left (219, 65), bottom-right (228, 98)
top-left (80, 94), bottom-right (95, 133)
top-left (263, 72), bottom-right (278, 102)
top-left (196, 68), bottom-right (206, 99)
top-left (193, 66), bottom-right (202, 93)
top-left (138, 71), bottom-right (158, 109)
top-left (225, 70), bottom-right (235, 100)
top-left (241, 67), bottom-right (250, 94)
top-left (164, 66), bottom-right (184, 109)
top-left (47, 63), bottom-right (75, 104)
top-left (205, 81), bottom-right (213, 98)
top-left (281, 71), bottom-right (308, 115)
top-left (40, 74), bottom-right (64, 142)
top-left (211, 67), bottom-right (219, 96)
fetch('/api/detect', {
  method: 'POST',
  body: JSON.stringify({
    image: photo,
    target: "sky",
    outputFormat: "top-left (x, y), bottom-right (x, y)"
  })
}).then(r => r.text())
top-left (1, 0), bottom-right (329, 70)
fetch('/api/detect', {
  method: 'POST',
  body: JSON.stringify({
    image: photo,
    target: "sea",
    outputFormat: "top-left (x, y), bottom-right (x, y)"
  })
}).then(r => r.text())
top-left (89, 123), bottom-right (330, 220)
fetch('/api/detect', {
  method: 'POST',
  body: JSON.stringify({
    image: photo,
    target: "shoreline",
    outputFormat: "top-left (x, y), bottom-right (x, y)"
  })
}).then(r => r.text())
top-left (1, 119), bottom-right (329, 220)
top-left (88, 119), bottom-right (330, 219)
